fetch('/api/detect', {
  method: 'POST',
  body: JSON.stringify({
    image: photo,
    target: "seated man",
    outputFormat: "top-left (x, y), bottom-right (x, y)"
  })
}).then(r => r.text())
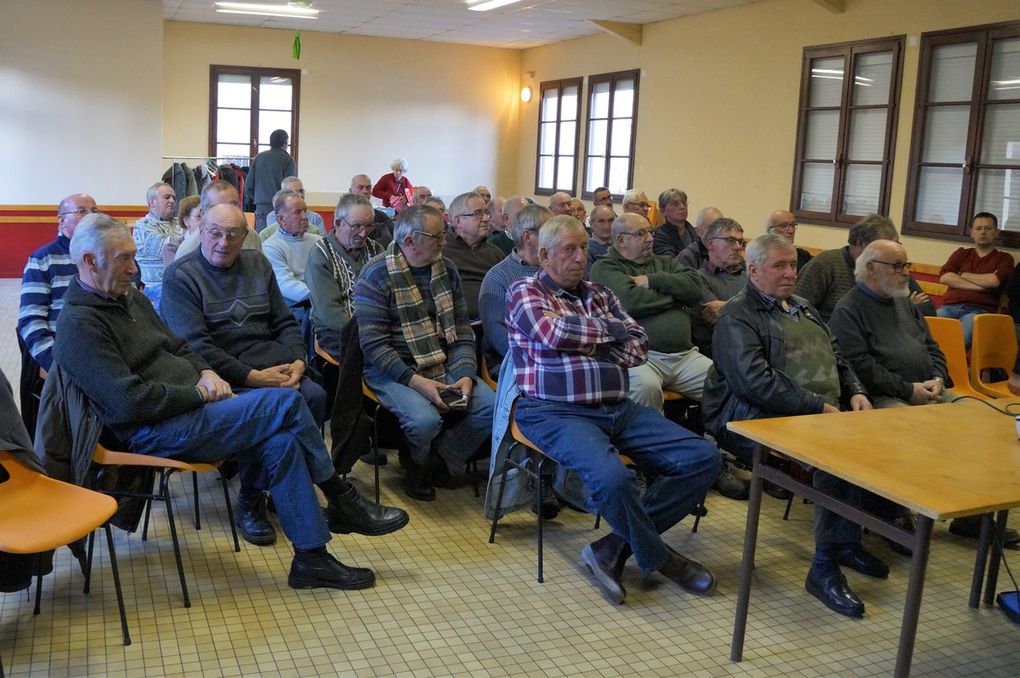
top-left (349, 173), bottom-right (394, 246)
top-left (354, 205), bottom-right (496, 501)
top-left (765, 210), bottom-right (812, 270)
top-left (261, 175), bottom-right (326, 240)
top-left (175, 180), bottom-right (262, 259)
top-left (161, 203), bottom-right (331, 544)
top-left (306, 193), bottom-right (384, 360)
top-left (937, 211), bottom-right (1012, 347)
top-left (507, 214), bottom-right (720, 605)
top-left (704, 233), bottom-right (885, 619)
top-left (132, 181), bottom-right (183, 312)
top-left (692, 217), bottom-right (748, 359)
top-left (478, 204), bottom-right (551, 372)
top-left (585, 204), bottom-right (616, 269)
top-left (487, 196), bottom-right (514, 256)
top-left (677, 206), bottom-right (723, 270)
top-left (443, 191), bottom-right (506, 320)
top-left (651, 188), bottom-right (696, 257)
top-left (56, 214), bottom-right (407, 591)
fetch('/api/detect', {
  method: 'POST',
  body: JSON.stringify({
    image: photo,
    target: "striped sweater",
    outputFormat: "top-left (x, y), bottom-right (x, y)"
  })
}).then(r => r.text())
top-left (18, 234), bottom-right (77, 370)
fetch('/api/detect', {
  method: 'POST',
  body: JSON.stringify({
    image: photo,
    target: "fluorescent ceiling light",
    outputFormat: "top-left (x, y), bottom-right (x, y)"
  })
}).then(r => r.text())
top-left (467, 0), bottom-right (524, 12)
top-left (215, 2), bottom-right (319, 19)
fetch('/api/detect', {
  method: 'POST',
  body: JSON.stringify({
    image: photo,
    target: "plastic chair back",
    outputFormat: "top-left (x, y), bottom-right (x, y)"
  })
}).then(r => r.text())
top-left (924, 316), bottom-right (990, 400)
top-left (970, 313), bottom-right (1017, 398)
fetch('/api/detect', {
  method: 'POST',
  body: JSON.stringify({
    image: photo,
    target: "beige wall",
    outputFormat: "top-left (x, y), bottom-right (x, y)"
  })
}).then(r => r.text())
top-left (163, 22), bottom-right (522, 208)
top-left (516, 0), bottom-right (1020, 265)
top-left (0, 0), bottom-right (164, 204)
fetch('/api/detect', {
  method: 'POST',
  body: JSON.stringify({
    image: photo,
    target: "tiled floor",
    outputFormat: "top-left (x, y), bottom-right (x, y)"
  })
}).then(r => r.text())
top-left (2, 277), bottom-right (1020, 677)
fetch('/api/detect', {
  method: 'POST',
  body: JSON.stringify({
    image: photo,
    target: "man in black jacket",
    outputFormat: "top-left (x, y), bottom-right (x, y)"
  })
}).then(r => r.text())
top-left (703, 233), bottom-right (886, 620)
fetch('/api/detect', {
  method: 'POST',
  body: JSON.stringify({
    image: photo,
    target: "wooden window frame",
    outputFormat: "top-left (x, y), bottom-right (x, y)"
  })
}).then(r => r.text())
top-left (208, 65), bottom-right (301, 162)
top-left (903, 20), bottom-right (1020, 244)
top-left (790, 37), bottom-right (904, 228)
top-left (581, 69), bottom-right (641, 201)
top-left (534, 77), bottom-right (582, 197)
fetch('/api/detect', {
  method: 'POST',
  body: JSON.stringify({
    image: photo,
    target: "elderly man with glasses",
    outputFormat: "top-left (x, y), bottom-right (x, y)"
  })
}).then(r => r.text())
top-left (691, 218), bottom-right (749, 359)
top-left (442, 191), bottom-right (506, 321)
top-left (355, 205), bottom-right (496, 502)
top-left (765, 210), bottom-right (813, 271)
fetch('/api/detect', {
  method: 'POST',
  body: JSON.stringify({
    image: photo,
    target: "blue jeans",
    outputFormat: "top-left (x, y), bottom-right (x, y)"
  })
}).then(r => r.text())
top-left (364, 368), bottom-right (495, 467)
top-left (514, 397), bottom-right (721, 573)
top-left (126, 388), bottom-right (333, 550)
top-left (937, 303), bottom-right (988, 347)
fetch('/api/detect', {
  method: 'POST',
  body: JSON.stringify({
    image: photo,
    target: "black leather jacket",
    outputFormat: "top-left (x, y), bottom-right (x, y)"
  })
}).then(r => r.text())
top-left (702, 283), bottom-right (867, 462)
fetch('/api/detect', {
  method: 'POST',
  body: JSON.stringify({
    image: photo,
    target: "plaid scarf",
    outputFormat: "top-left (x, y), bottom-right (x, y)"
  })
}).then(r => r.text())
top-left (317, 235), bottom-right (382, 318)
top-left (385, 242), bottom-right (457, 379)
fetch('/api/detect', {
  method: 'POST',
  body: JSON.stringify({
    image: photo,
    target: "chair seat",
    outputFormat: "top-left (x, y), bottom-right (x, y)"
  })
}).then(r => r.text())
top-left (93, 444), bottom-right (219, 473)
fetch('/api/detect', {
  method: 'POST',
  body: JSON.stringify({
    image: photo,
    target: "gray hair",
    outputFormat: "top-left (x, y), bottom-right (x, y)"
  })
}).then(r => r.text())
top-left (146, 182), bottom-right (172, 204)
top-left (622, 188), bottom-right (647, 206)
top-left (704, 217), bottom-right (743, 241)
top-left (448, 191), bottom-right (481, 220)
top-left (423, 196), bottom-right (446, 213)
top-left (334, 192), bottom-right (372, 226)
top-left (273, 189), bottom-right (302, 213)
top-left (281, 176), bottom-right (302, 190)
top-left (854, 242), bottom-right (882, 282)
top-left (611, 213), bottom-right (649, 239)
top-left (745, 233), bottom-right (793, 270)
top-left (394, 205), bottom-right (443, 243)
top-left (511, 204), bottom-right (552, 248)
top-left (70, 213), bottom-right (129, 268)
top-left (199, 179), bottom-right (239, 211)
top-left (538, 215), bottom-right (586, 253)
top-left (390, 157), bottom-right (408, 172)
top-left (848, 213), bottom-right (898, 247)
top-left (657, 188), bottom-right (688, 212)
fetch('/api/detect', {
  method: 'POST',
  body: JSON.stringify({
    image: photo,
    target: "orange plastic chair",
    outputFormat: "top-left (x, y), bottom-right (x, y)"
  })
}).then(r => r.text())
top-left (92, 444), bottom-right (239, 608)
top-left (0, 451), bottom-right (131, 673)
top-left (970, 313), bottom-right (1017, 398)
top-left (479, 356), bottom-right (498, 390)
top-left (314, 337), bottom-right (338, 368)
top-left (924, 316), bottom-right (991, 400)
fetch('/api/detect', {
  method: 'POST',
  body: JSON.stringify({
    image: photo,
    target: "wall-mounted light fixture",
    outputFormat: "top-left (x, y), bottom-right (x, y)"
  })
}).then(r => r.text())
top-left (520, 86), bottom-right (532, 103)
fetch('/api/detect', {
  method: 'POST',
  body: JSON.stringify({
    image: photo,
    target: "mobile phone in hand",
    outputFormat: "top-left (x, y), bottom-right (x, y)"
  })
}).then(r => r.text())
top-left (438, 387), bottom-right (469, 411)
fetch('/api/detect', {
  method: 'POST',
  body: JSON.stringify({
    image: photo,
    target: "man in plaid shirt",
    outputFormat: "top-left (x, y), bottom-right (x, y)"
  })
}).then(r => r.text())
top-left (505, 215), bottom-right (721, 605)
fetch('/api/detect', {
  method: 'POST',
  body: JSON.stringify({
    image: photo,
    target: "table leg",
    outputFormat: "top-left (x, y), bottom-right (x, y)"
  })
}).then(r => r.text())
top-left (969, 513), bottom-right (993, 608)
top-left (895, 514), bottom-right (933, 678)
top-left (983, 510), bottom-right (1009, 606)
top-left (731, 446), bottom-right (764, 663)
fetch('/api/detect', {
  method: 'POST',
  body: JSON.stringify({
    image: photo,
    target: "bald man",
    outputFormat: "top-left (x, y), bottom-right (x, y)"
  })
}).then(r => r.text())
top-left (678, 206), bottom-right (724, 269)
top-left (350, 173), bottom-right (394, 245)
top-left (766, 210), bottom-right (813, 270)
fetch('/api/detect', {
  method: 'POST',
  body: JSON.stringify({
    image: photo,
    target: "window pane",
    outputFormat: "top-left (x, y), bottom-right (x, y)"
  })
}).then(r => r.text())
top-left (586, 157), bottom-right (606, 193)
top-left (216, 108), bottom-right (250, 144)
top-left (847, 108), bottom-right (888, 161)
top-left (809, 56), bottom-right (845, 108)
top-left (799, 163), bottom-right (835, 212)
top-left (216, 143), bottom-right (252, 161)
top-left (217, 74), bottom-right (251, 109)
top-left (608, 158), bottom-right (629, 196)
top-left (590, 82), bottom-right (611, 118)
top-left (841, 164), bottom-right (882, 215)
top-left (979, 104), bottom-right (1020, 165)
top-left (921, 105), bottom-right (970, 163)
top-left (852, 51), bottom-right (893, 106)
top-left (989, 38), bottom-right (1020, 102)
top-left (804, 110), bottom-right (839, 159)
top-left (929, 42), bottom-right (977, 102)
top-left (915, 166), bottom-right (963, 223)
top-left (259, 76), bottom-right (293, 110)
top-left (610, 119), bottom-right (633, 156)
top-left (588, 120), bottom-right (608, 156)
top-left (975, 169), bottom-right (1020, 231)
top-left (558, 121), bottom-right (576, 155)
top-left (561, 86), bottom-right (578, 121)
top-left (539, 122), bottom-right (556, 155)
top-left (258, 111), bottom-right (292, 145)
top-left (613, 79), bottom-right (635, 117)
top-left (538, 156), bottom-right (555, 190)
top-left (556, 156), bottom-right (574, 192)
top-left (541, 90), bottom-right (559, 122)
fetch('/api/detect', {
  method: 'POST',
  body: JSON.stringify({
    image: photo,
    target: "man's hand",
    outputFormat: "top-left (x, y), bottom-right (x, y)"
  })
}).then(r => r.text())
top-left (822, 403), bottom-right (841, 414)
top-left (909, 381), bottom-right (939, 405)
top-left (279, 359), bottom-right (305, 389)
top-left (849, 394), bottom-right (872, 411)
top-left (196, 369), bottom-right (232, 402)
top-left (244, 365), bottom-right (291, 388)
top-left (701, 300), bottom-right (726, 325)
top-left (450, 376), bottom-right (474, 400)
top-left (409, 374), bottom-right (451, 412)
top-left (909, 290), bottom-right (930, 306)
top-left (631, 275), bottom-right (649, 288)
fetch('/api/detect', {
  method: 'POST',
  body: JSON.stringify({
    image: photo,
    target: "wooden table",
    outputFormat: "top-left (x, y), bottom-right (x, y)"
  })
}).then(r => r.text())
top-left (727, 400), bottom-right (1020, 677)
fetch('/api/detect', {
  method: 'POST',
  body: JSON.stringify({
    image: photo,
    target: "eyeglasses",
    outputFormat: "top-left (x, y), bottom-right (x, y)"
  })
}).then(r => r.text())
top-left (414, 226), bottom-right (449, 240)
top-left (340, 217), bottom-right (373, 233)
top-left (770, 221), bottom-right (798, 231)
top-left (203, 227), bottom-right (247, 242)
top-left (456, 209), bottom-right (491, 220)
top-left (620, 228), bottom-right (653, 239)
top-left (710, 236), bottom-right (748, 247)
top-left (59, 206), bottom-right (100, 217)
top-left (872, 260), bottom-right (911, 272)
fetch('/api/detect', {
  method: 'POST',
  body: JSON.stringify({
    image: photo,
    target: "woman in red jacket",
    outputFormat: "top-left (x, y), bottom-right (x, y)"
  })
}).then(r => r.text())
top-left (372, 158), bottom-right (413, 214)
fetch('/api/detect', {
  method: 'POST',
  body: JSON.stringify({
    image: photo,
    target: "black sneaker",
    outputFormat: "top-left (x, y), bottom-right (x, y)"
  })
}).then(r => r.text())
top-left (713, 461), bottom-right (750, 500)
top-left (235, 489), bottom-right (277, 546)
top-left (288, 549), bottom-right (375, 590)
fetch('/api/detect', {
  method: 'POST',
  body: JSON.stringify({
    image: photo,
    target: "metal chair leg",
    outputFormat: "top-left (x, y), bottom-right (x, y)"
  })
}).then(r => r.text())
top-left (192, 472), bottom-right (201, 530)
top-left (220, 477), bottom-right (240, 552)
top-left (84, 530), bottom-right (97, 594)
top-left (33, 553), bottom-right (43, 615)
top-left (161, 470), bottom-right (191, 608)
top-left (783, 494), bottom-right (794, 521)
top-left (141, 471), bottom-right (156, 541)
top-left (536, 457), bottom-right (545, 584)
top-left (594, 512), bottom-right (602, 529)
top-left (488, 458), bottom-right (513, 543)
top-left (104, 524), bottom-right (132, 646)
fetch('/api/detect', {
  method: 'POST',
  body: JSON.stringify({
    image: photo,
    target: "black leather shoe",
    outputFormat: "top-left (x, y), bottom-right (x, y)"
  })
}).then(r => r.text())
top-left (836, 543), bottom-right (889, 579)
top-left (325, 485), bottom-right (409, 536)
top-left (883, 514), bottom-right (915, 557)
top-left (713, 461), bottom-right (750, 500)
top-left (236, 489), bottom-right (277, 546)
top-left (805, 568), bottom-right (864, 618)
top-left (580, 533), bottom-right (629, 605)
top-left (359, 449), bottom-right (388, 466)
top-left (404, 460), bottom-right (436, 502)
top-left (657, 546), bottom-right (717, 595)
top-left (288, 549), bottom-right (375, 590)
top-left (949, 515), bottom-right (1020, 548)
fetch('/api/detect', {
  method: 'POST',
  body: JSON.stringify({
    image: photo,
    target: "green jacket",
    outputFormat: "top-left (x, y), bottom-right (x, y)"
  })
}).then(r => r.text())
top-left (589, 247), bottom-right (703, 353)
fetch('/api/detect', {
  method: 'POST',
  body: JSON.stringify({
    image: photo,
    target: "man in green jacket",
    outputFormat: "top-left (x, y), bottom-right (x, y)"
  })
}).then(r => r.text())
top-left (590, 213), bottom-right (748, 499)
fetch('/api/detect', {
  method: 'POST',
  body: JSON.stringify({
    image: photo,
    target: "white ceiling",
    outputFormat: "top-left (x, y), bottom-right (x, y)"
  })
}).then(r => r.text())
top-left (163, 0), bottom-right (757, 49)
